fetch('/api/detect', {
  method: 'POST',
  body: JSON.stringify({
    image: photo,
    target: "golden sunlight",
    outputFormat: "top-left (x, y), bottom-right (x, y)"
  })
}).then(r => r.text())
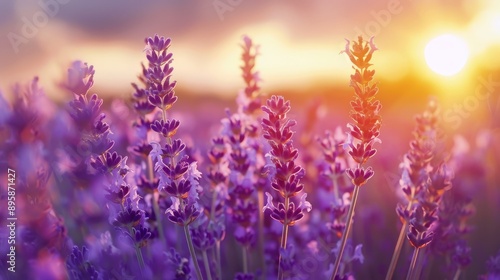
top-left (424, 34), bottom-right (469, 76)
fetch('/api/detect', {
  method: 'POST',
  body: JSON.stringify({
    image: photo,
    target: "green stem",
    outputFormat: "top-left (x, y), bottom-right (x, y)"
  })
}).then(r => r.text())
top-left (120, 203), bottom-right (146, 275)
top-left (414, 247), bottom-right (425, 280)
top-left (127, 226), bottom-right (146, 275)
top-left (257, 188), bottom-right (266, 277)
top-left (385, 220), bottom-right (409, 280)
top-left (278, 195), bottom-right (290, 280)
top-left (152, 189), bottom-right (167, 248)
top-left (209, 185), bottom-right (222, 279)
top-left (162, 107), bottom-right (167, 122)
top-left (406, 247), bottom-right (420, 280)
top-left (184, 225), bottom-right (204, 280)
top-left (243, 246), bottom-right (249, 273)
top-left (453, 268), bottom-right (461, 280)
top-left (134, 243), bottom-right (146, 275)
top-left (332, 174), bottom-right (340, 205)
top-left (386, 187), bottom-right (416, 280)
top-left (215, 241), bottom-right (222, 280)
top-left (147, 156), bottom-right (167, 261)
top-left (202, 250), bottom-right (213, 280)
top-left (330, 184), bottom-right (361, 280)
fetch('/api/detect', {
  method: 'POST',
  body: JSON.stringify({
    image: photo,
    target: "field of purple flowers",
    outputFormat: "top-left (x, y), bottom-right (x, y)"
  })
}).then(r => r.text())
top-left (1, 34), bottom-right (499, 280)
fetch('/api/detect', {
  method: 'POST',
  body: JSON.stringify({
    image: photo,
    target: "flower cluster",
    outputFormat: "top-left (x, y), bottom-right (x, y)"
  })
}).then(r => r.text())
top-left (0, 78), bottom-right (68, 279)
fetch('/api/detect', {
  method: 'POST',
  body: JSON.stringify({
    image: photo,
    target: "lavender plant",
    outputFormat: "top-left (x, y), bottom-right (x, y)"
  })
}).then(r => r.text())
top-left (427, 135), bottom-right (480, 279)
top-left (386, 100), bottom-right (441, 279)
top-left (130, 46), bottom-right (167, 251)
top-left (0, 77), bottom-right (68, 279)
top-left (331, 36), bottom-right (381, 279)
top-left (261, 95), bottom-right (312, 279)
top-left (385, 99), bottom-right (455, 280)
top-left (204, 136), bottom-right (229, 279)
top-left (142, 35), bottom-right (204, 279)
top-left (405, 108), bottom-right (453, 280)
top-left (64, 60), bottom-right (150, 277)
top-left (317, 128), bottom-right (364, 278)
top-left (212, 35), bottom-right (267, 278)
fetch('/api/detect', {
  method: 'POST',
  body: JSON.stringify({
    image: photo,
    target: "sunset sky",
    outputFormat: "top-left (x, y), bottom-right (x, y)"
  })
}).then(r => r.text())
top-left (0, 0), bottom-right (499, 101)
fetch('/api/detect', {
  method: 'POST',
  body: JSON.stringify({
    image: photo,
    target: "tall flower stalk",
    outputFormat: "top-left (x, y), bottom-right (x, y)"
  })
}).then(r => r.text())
top-left (331, 36), bottom-right (381, 279)
top-left (405, 162), bottom-right (453, 280)
top-left (428, 137), bottom-right (475, 279)
top-left (130, 63), bottom-right (166, 249)
top-left (385, 99), bottom-right (440, 280)
top-left (317, 128), bottom-right (364, 278)
top-left (143, 35), bottom-right (204, 280)
top-left (261, 95), bottom-right (312, 280)
top-left (221, 111), bottom-right (258, 274)
top-left (215, 35), bottom-right (266, 277)
top-left (239, 36), bottom-right (269, 276)
top-left (205, 136), bottom-right (229, 279)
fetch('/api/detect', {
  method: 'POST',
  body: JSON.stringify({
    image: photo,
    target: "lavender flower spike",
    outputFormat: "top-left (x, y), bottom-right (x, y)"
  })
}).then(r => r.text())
top-left (143, 34), bottom-right (204, 280)
top-left (331, 36), bottom-right (381, 280)
top-left (261, 95), bottom-right (311, 280)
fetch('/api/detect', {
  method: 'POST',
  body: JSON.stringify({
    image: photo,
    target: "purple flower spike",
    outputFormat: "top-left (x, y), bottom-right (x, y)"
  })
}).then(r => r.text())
top-left (331, 36), bottom-right (381, 280)
top-left (262, 95), bottom-right (311, 225)
top-left (261, 94), bottom-right (311, 279)
top-left (239, 35), bottom-right (261, 114)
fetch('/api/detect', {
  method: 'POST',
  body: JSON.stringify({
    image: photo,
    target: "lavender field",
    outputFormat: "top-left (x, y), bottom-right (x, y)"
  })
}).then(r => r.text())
top-left (1, 1), bottom-right (500, 280)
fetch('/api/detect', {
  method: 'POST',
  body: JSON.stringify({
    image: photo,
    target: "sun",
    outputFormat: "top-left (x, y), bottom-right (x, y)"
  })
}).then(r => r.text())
top-left (424, 34), bottom-right (469, 76)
